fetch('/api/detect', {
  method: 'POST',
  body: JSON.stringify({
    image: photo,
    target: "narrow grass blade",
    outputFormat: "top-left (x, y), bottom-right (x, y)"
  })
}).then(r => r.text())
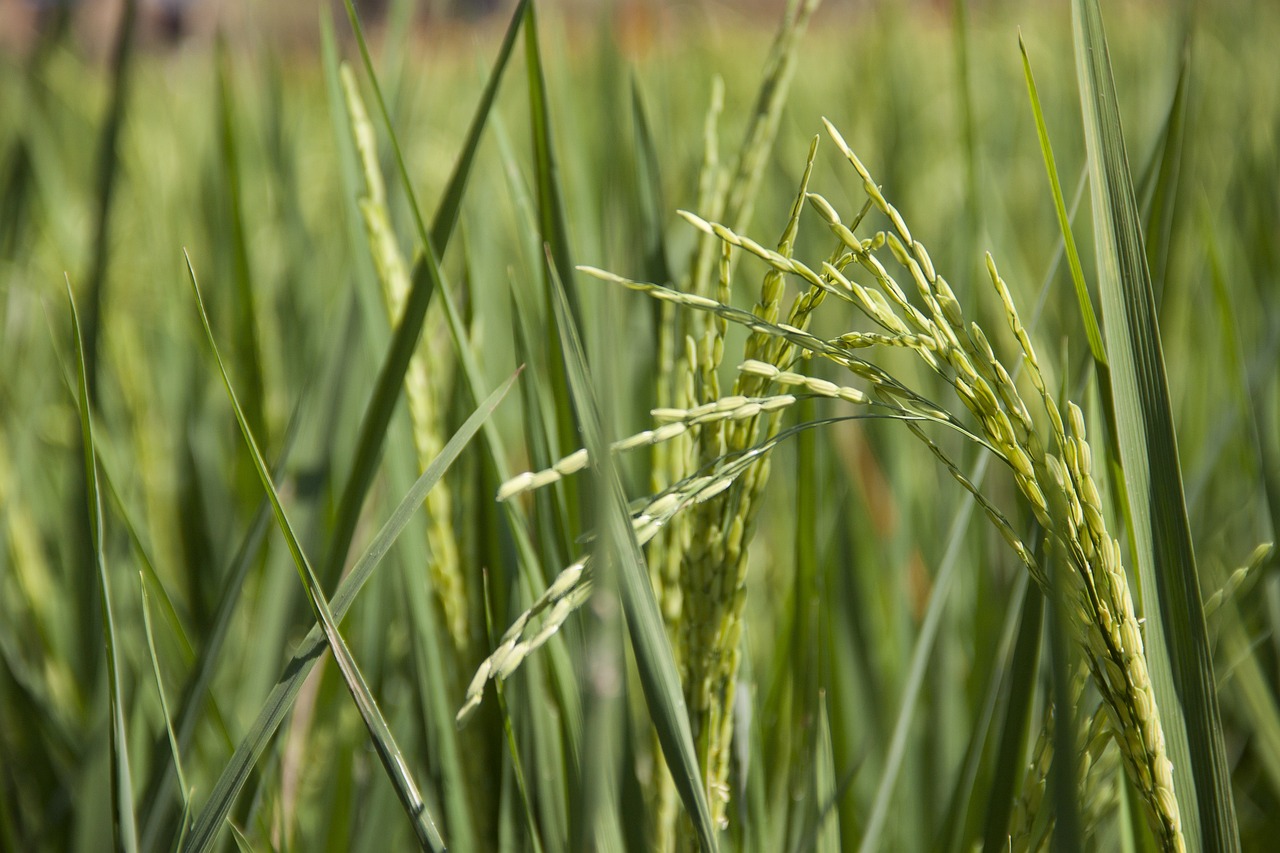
top-left (67, 281), bottom-right (139, 853)
top-left (1139, 47), bottom-right (1190, 303)
top-left (722, 0), bottom-right (820, 236)
top-left (228, 821), bottom-right (255, 853)
top-left (546, 264), bottom-right (719, 852)
top-left (1073, 1), bottom-right (1239, 848)
top-left (80, 0), bottom-right (137, 403)
top-left (428, 0), bottom-right (530, 253)
top-left (213, 35), bottom-right (267, 442)
top-left (937, 571), bottom-right (1030, 853)
top-left (137, 417), bottom-right (298, 850)
top-left (813, 697), bottom-right (840, 853)
top-left (139, 575), bottom-right (191, 820)
top-left (320, 0), bottom-right (526, 591)
top-left (951, 0), bottom-right (983, 299)
top-left (482, 571), bottom-right (547, 853)
top-left (857, 455), bottom-right (992, 853)
top-left (1046, 553), bottom-right (1081, 852)
top-left (523, 0), bottom-right (587, 531)
top-left (184, 255), bottom-right (523, 852)
top-left (628, 76), bottom-right (672, 286)
top-left (182, 356), bottom-right (516, 853)
top-left (523, 1), bottom-right (578, 325)
top-left (979, 582), bottom-right (1043, 852)
top-left (1018, 33), bottom-right (1106, 369)
top-left (508, 267), bottom-right (574, 574)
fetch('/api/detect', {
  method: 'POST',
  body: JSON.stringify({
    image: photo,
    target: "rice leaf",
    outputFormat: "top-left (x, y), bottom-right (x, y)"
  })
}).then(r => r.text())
top-left (320, 0), bottom-right (528, 591)
top-left (80, 0), bottom-right (137, 403)
top-left (227, 821), bottom-right (255, 853)
top-left (1138, 46), bottom-right (1190, 305)
top-left (67, 281), bottom-right (139, 853)
top-left (980, 581), bottom-right (1042, 852)
top-left (723, 0), bottom-right (821, 236)
top-left (482, 570), bottom-right (547, 853)
top-left (1018, 33), bottom-right (1106, 369)
top-left (136, 414), bottom-right (299, 850)
top-left (179, 356), bottom-right (515, 851)
top-left (496, 122), bottom-right (576, 576)
top-left (213, 34), bottom-right (267, 443)
top-left (524, 1), bottom-right (579, 328)
top-left (813, 697), bottom-right (840, 853)
top-left (139, 575), bottom-right (191, 823)
top-left (429, 0), bottom-right (531, 253)
top-left (1045, 550), bottom-right (1081, 852)
top-left (938, 571), bottom-right (1030, 853)
top-left (522, 0), bottom-right (589, 551)
top-left (546, 263), bottom-right (719, 851)
top-left (857, 455), bottom-right (993, 853)
top-left (185, 255), bottom-right (447, 851)
top-left (628, 76), bottom-right (672, 287)
top-left (1073, 1), bottom-right (1239, 848)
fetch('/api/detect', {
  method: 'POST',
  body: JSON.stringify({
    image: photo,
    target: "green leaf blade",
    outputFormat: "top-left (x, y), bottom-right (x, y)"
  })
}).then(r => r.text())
top-left (68, 282), bottom-right (140, 853)
top-left (545, 264), bottom-right (719, 852)
top-left (1072, 2), bottom-right (1239, 849)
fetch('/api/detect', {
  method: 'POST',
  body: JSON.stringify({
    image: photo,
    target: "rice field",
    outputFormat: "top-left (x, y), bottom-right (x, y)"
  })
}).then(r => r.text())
top-left (2, 0), bottom-right (1278, 850)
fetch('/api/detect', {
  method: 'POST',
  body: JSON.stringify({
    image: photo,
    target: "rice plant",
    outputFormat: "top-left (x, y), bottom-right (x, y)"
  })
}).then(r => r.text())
top-left (2, 0), bottom-right (1277, 851)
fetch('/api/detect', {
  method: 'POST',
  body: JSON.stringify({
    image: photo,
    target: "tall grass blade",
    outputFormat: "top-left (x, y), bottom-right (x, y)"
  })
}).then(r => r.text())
top-left (522, 1), bottom-right (588, 545)
top-left (1139, 48), bottom-right (1190, 304)
top-left (857, 457), bottom-right (991, 853)
top-left (628, 77), bottom-right (672, 286)
top-left (68, 282), bottom-right (139, 853)
top-left (182, 360), bottom-right (514, 851)
top-left (980, 582), bottom-right (1042, 851)
top-left (813, 697), bottom-right (840, 853)
top-left (1046, 553), bottom-right (1081, 852)
top-left (320, 0), bottom-right (526, 590)
top-left (213, 34), bottom-right (267, 442)
top-left (722, 0), bottom-right (820, 236)
top-left (139, 576), bottom-right (191, 825)
top-left (80, 0), bottom-right (137, 402)
top-left (938, 571), bottom-right (1030, 853)
top-left (1073, 1), bottom-right (1238, 848)
top-left (1019, 33), bottom-right (1106, 370)
top-left (482, 570), bottom-right (547, 853)
top-left (184, 258), bottom-right (514, 851)
top-left (185, 255), bottom-right (446, 851)
top-left (429, 0), bottom-right (530, 253)
top-left (546, 264), bottom-right (719, 851)
top-left (524, 1), bottom-right (579, 327)
top-left (136, 420), bottom-right (298, 849)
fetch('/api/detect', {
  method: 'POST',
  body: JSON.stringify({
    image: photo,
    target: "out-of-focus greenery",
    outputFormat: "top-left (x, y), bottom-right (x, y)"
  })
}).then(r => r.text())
top-left (1, 0), bottom-right (1277, 850)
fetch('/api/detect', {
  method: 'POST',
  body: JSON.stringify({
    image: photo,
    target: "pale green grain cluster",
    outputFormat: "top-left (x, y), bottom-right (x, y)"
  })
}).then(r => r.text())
top-left (342, 67), bottom-right (467, 650)
top-left (799, 122), bottom-right (1183, 848)
top-left (1010, 674), bottom-right (1122, 851)
top-left (591, 120), bottom-right (1185, 849)
top-left (456, 416), bottom-right (797, 725)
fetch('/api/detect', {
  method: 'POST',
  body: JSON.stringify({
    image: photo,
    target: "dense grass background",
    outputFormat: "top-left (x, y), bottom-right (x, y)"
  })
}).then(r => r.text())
top-left (2, 0), bottom-right (1278, 850)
